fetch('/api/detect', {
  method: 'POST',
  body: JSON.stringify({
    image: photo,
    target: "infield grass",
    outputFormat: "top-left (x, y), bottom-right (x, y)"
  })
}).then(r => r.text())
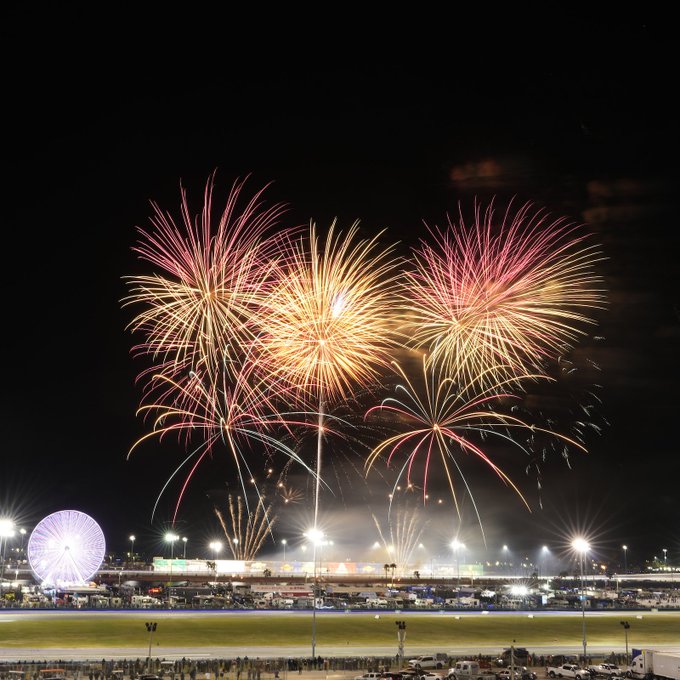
top-left (0, 612), bottom-right (678, 649)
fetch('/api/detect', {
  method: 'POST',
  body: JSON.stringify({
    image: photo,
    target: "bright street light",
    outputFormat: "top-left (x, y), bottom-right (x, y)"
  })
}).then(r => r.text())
top-left (622, 545), bottom-right (628, 574)
top-left (129, 535), bottom-right (136, 561)
top-left (165, 532), bottom-right (179, 558)
top-left (182, 536), bottom-right (188, 559)
top-left (282, 539), bottom-right (287, 562)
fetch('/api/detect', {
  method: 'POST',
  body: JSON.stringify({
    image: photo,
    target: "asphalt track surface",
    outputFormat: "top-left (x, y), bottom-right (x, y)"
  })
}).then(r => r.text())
top-left (1, 610), bottom-right (679, 662)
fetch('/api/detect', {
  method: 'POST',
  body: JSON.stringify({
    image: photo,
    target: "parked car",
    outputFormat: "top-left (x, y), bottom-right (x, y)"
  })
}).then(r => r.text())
top-left (546, 665), bottom-right (589, 680)
top-left (409, 657), bottom-right (446, 670)
top-left (355, 674), bottom-right (383, 680)
top-left (587, 665), bottom-right (625, 678)
top-left (497, 668), bottom-right (537, 680)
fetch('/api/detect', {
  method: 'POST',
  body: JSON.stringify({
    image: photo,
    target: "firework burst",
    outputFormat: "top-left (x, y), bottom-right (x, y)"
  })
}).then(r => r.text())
top-left (364, 355), bottom-right (587, 542)
top-left (256, 220), bottom-right (402, 403)
top-left (122, 172), bottom-right (295, 404)
top-left (402, 199), bottom-right (607, 391)
top-left (254, 219), bottom-right (402, 528)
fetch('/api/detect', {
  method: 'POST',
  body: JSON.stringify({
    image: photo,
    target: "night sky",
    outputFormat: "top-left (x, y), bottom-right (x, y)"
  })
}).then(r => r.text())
top-left (3, 19), bottom-right (678, 569)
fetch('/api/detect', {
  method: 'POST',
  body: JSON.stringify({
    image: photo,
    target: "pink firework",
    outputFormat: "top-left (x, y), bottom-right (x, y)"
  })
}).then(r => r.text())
top-left (123, 171), bottom-right (298, 407)
top-left (402, 198), bottom-right (607, 391)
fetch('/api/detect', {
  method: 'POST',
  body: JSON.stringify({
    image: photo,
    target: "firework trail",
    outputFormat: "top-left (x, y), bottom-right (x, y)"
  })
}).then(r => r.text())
top-left (506, 344), bottom-right (609, 506)
top-left (372, 503), bottom-right (429, 577)
top-left (255, 220), bottom-right (402, 530)
top-left (215, 494), bottom-right (275, 561)
top-left (364, 355), bottom-right (587, 542)
top-left (277, 483), bottom-right (305, 505)
top-left (128, 353), bottom-right (323, 523)
top-left (123, 172), bottom-right (296, 408)
top-left (403, 198), bottom-right (607, 392)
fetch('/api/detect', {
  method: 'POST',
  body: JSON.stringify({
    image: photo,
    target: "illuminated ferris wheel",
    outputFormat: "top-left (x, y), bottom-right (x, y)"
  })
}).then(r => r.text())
top-left (27, 510), bottom-right (106, 585)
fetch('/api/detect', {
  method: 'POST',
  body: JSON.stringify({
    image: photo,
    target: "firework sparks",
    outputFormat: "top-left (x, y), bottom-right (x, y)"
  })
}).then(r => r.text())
top-left (215, 494), bottom-right (275, 561)
top-left (256, 220), bottom-right (402, 403)
top-left (278, 483), bottom-right (304, 505)
top-left (403, 199), bottom-right (607, 391)
top-left (372, 503), bottom-right (429, 577)
top-left (128, 357), bottom-right (322, 523)
top-left (122, 172), bottom-right (295, 403)
top-left (364, 355), bottom-right (587, 542)
top-left (255, 220), bottom-right (402, 527)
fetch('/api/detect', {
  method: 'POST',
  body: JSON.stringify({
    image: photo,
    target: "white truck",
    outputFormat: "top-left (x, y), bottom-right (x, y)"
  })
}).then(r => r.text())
top-left (409, 656), bottom-right (447, 670)
top-left (546, 664), bottom-right (590, 680)
top-left (627, 650), bottom-right (680, 680)
top-left (447, 661), bottom-right (496, 680)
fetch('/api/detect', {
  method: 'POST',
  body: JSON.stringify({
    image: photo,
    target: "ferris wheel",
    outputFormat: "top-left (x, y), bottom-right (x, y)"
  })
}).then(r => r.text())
top-left (27, 510), bottom-right (106, 585)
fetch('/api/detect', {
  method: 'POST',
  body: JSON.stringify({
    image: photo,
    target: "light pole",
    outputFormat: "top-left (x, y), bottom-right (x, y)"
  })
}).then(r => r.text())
top-left (209, 541), bottom-right (222, 562)
top-left (209, 541), bottom-right (222, 582)
top-left (305, 527), bottom-right (324, 659)
top-left (145, 621), bottom-right (157, 667)
top-left (129, 535), bottom-right (136, 562)
top-left (19, 528), bottom-right (26, 560)
top-left (542, 545), bottom-right (549, 579)
top-left (620, 621), bottom-right (630, 666)
top-left (396, 620), bottom-right (406, 665)
top-left (182, 537), bottom-right (188, 559)
top-left (282, 539), bottom-right (287, 563)
top-left (572, 537), bottom-right (590, 665)
top-left (0, 519), bottom-right (16, 581)
top-left (165, 532), bottom-right (179, 558)
top-left (451, 540), bottom-right (464, 596)
top-left (622, 545), bottom-right (628, 574)
top-left (663, 548), bottom-right (667, 568)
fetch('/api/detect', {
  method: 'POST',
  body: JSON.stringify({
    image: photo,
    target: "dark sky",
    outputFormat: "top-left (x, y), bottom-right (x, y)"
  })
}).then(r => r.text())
top-left (2, 19), bottom-right (678, 569)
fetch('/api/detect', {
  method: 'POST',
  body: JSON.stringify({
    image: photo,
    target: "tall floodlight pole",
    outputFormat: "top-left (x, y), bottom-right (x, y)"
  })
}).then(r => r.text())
top-left (396, 620), bottom-right (406, 665)
top-left (0, 519), bottom-right (16, 582)
top-left (572, 537), bottom-right (590, 664)
top-left (620, 621), bottom-right (630, 666)
top-left (305, 528), bottom-right (324, 659)
top-left (145, 621), bottom-right (158, 667)
top-left (451, 540), bottom-right (464, 598)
